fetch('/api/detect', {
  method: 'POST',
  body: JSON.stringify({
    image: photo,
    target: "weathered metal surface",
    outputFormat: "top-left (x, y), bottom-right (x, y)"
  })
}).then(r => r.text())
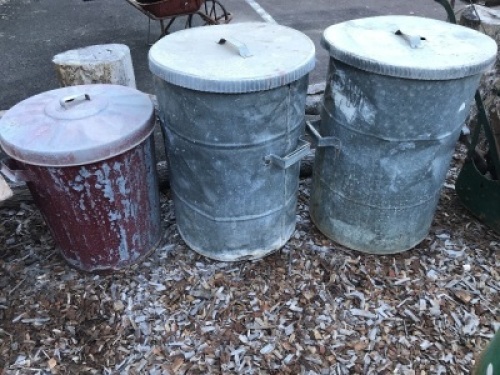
top-left (150, 22), bottom-right (315, 260)
top-left (16, 137), bottom-right (161, 272)
top-left (0, 84), bottom-right (160, 271)
top-left (310, 59), bottom-right (482, 254)
top-left (321, 16), bottom-right (497, 81)
top-left (155, 76), bottom-right (309, 260)
top-left (148, 22), bottom-right (315, 94)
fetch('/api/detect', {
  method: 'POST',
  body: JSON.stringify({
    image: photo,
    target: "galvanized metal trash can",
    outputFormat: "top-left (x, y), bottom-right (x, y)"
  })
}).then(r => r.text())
top-left (149, 22), bottom-right (315, 261)
top-left (0, 84), bottom-right (161, 272)
top-left (309, 16), bottom-right (497, 254)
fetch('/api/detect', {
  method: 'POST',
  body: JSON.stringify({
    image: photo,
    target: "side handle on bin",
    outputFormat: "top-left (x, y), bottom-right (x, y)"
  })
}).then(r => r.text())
top-left (265, 139), bottom-right (310, 169)
top-left (306, 120), bottom-right (341, 149)
top-left (1, 160), bottom-right (32, 183)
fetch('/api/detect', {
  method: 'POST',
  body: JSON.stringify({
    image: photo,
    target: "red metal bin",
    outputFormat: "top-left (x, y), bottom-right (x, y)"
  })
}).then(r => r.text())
top-left (0, 84), bottom-right (161, 272)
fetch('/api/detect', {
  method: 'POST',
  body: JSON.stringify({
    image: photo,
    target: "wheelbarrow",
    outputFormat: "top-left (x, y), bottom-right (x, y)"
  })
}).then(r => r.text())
top-left (455, 95), bottom-right (500, 235)
top-left (125, 0), bottom-right (232, 43)
top-left (436, 0), bottom-right (500, 234)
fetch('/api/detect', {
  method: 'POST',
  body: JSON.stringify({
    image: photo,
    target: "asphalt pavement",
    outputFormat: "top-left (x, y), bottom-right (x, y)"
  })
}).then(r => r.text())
top-left (0, 0), bottom-right (447, 109)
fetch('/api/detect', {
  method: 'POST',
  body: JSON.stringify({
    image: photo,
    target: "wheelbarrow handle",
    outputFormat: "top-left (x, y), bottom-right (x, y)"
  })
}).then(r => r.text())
top-left (471, 92), bottom-right (500, 175)
top-left (434, 0), bottom-right (457, 23)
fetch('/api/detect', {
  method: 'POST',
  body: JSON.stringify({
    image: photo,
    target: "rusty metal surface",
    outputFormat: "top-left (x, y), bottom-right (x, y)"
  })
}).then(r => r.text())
top-left (19, 137), bottom-right (161, 272)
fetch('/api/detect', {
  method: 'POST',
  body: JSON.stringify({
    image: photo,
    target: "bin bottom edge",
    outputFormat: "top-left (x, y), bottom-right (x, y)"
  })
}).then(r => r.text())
top-left (177, 226), bottom-right (291, 262)
top-left (310, 214), bottom-right (427, 255)
top-left (59, 236), bottom-right (163, 273)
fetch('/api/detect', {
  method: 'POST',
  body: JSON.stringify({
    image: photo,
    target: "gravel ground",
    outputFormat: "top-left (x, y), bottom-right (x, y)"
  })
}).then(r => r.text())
top-left (0, 141), bottom-right (498, 375)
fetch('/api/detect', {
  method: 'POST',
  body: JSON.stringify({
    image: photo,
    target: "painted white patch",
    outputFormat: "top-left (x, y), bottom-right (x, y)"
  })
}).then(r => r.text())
top-left (380, 156), bottom-right (403, 193)
top-left (244, 0), bottom-right (277, 24)
top-left (47, 169), bottom-right (69, 193)
top-left (118, 226), bottom-right (130, 261)
top-left (113, 162), bottom-right (123, 172)
top-left (334, 91), bottom-right (357, 123)
top-left (332, 70), bottom-right (376, 125)
top-left (70, 167), bottom-right (90, 192)
top-left (459, 102), bottom-right (466, 112)
top-left (71, 184), bottom-right (84, 192)
top-left (79, 197), bottom-right (86, 211)
top-left (122, 199), bottom-right (132, 219)
top-left (93, 163), bottom-right (115, 202)
top-left (109, 211), bottom-right (122, 221)
top-left (79, 167), bottom-right (91, 178)
top-left (130, 203), bottom-right (138, 219)
top-left (116, 176), bottom-right (129, 195)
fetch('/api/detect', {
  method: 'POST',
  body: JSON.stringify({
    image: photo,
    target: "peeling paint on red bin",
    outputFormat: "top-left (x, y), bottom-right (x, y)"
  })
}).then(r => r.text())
top-left (19, 138), bottom-right (161, 272)
top-left (0, 84), bottom-right (161, 272)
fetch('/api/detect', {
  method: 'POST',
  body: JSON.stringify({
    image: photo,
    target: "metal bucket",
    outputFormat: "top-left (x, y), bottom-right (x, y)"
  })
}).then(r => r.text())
top-left (0, 84), bottom-right (161, 272)
top-left (310, 16), bottom-right (497, 254)
top-left (149, 22), bottom-right (315, 261)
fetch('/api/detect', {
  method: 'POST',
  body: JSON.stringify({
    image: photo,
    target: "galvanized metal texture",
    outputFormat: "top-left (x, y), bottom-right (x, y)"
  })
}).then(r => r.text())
top-left (149, 22), bottom-right (315, 93)
top-left (321, 16), bottom-right (497, 80)
top-left (310, 59), bottom-right (482, 254)
top-left (17, 137), bottom-right (161, 272)
top-left (155, 76), bottom-right (309, 261)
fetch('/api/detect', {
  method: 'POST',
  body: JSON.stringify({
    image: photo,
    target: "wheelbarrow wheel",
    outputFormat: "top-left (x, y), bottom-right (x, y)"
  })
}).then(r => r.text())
top-left (186, 0), bottom-right (231, 28)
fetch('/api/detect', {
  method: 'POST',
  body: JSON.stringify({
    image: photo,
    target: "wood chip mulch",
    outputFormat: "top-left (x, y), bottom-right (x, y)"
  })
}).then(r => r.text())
top-left (0, 143), bottom-right (498, 375)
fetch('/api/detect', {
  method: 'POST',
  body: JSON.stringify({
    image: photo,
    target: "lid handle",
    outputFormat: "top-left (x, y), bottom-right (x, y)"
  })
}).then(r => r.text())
top-left (395, 30), bottom-right (426, 49)
top-left (60, 93), bottom-right (91, 109)
top-left (217, 38), bottom-right (253, 58)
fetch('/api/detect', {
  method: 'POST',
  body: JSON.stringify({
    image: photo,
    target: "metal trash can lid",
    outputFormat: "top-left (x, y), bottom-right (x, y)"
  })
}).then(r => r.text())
top-left (0, 84), bottom-right (154, 167)
top-left (148, 22), bottom-right (316, 93)
top-left (322, 15), bottom-right (497, 80)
